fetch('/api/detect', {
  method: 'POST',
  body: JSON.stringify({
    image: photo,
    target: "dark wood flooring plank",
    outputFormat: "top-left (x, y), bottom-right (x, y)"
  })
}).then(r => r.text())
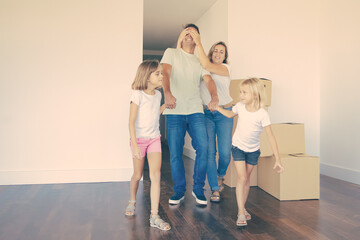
top-left (0, 145), bottom-right (359, 240)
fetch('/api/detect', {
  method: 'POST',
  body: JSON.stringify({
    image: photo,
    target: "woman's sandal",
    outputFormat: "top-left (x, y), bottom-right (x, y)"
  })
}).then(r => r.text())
top-left (245, 209), bottom-right (251, 220)
top-left (124, 200), bottom-right (136, 216)
top-left (150, 214), bottom-right (171, 231)
top-left (236, 214), bottom-right (247, 226)
top-left (218, 177), bottom-right (225, 192)
top-left (210, 190), bottom-right (221, 203)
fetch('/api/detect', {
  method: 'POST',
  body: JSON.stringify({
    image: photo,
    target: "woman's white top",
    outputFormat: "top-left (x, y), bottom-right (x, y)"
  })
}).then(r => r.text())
top-left (232, 102), bottom-right (271, 152)
top-left (200, 63), bottom-right (233, 106)
top-left (130, 90), bottom-right (161, 139)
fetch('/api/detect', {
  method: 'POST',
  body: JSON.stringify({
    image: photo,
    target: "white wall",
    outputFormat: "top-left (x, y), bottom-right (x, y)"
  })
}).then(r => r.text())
top-left (183, 0), bottom-right (228, 158)
top-left (228, 0), bottom-right (321, 156)
top-left (180, 0), bottom-right (360, 186)
top-left (2, 0), bottom-right (359, 186)
top-left (0, 0), bottom-right (143, 185)
top-left (320, 0), bottom-right (360, 184)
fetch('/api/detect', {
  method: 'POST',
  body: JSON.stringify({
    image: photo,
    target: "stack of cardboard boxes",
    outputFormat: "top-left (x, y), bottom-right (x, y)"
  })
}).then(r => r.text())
top-left (258, 123), bottom-right (319, 200)
top-left (223, 79), bottom-right (320, 201)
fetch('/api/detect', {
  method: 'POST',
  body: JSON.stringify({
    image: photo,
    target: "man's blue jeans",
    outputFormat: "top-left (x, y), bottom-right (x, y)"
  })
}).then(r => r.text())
top-left (166, 113), bottom-right (208, 195)
top-left (204, 107), bottom-right (233, 191)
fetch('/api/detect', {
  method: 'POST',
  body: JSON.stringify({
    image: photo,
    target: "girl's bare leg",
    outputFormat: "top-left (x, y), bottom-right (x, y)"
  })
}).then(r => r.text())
top-left (243, 164), bottom-right (255, 204)
top-left (147, 152), bottom-right (162, 214)
top-left (126, 156), bottom-right (145, 215)
top-left (234, 161), bottom-right (247, 217)
top-left (147, 152), bottom-right (171, 230)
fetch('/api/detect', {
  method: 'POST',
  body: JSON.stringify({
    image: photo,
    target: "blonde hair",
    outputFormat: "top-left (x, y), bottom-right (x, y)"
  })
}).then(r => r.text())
top-left (208, 41), bottom-right (229, 64)
top-left (131, 60), bottom-right (160, 90)
top-left (240, 78), bottom-right (266, 110)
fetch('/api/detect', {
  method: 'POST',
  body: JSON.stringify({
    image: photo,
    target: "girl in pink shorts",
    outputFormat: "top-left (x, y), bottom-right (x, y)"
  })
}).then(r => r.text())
top-left (125, 60), bottom-right (170, 231)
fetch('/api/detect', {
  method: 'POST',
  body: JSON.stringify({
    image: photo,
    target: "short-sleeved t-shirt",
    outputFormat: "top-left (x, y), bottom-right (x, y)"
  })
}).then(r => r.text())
top-left (161, 48), bottom-right (210, 115)
top-left (232, 102), bottom-right (271, 152)
top-left (130, 90), bottom-right (161, 138)
top-left (200, 63), bottom-right (233, 106)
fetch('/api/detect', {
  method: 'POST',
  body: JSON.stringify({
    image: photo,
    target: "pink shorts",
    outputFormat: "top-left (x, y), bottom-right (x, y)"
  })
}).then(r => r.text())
top-left (130, 135), bottom-right (162, 158)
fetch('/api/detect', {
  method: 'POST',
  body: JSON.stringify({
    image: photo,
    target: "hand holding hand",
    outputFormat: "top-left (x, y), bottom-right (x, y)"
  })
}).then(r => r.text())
top-left (207, 96), bottom-right (219, 111)
top-left (165, 93), bottom-right (176, 109)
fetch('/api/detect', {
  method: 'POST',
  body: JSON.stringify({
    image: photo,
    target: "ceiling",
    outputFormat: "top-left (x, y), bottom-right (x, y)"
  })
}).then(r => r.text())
top-left (143, 0), bottom-right (218, 52)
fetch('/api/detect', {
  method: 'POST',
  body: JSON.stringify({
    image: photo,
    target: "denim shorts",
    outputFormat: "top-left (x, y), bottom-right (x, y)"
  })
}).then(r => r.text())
top-left (231, 145), bottom-right (261, 166)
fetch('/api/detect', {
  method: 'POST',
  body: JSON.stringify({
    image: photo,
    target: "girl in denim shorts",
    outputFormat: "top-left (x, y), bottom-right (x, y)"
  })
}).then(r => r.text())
top-left (125, 60), bottom-right (170, 231)
top-left (216, 78), bottom-right (284, 227)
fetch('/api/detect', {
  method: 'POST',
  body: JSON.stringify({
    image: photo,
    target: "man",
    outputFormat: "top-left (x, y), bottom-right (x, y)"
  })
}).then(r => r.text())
top-left (161, 24), bottom-right (219, 205)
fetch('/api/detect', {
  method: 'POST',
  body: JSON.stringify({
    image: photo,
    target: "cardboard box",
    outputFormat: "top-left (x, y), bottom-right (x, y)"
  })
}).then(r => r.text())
top-left (260, 123), bottom-right (305, 157)
top-left (257, 153), bottom-right (320, 201)
top-left (230, 78), bottom-right (272, 107)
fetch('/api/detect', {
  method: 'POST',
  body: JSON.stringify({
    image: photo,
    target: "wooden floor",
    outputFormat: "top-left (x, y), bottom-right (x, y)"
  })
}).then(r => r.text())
top-left (1, 145), bottom-right (360, 240)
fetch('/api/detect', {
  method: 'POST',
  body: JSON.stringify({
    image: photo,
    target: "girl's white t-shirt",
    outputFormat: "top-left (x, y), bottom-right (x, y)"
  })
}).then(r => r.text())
top-left (232, 102), bottom-right (271, 152)
top-left (130, 90), bottom-right (161, 139)
top-left (200, 63), bottom-right (233, 106)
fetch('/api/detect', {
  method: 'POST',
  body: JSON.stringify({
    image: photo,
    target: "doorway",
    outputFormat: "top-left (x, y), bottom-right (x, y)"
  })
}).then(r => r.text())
top-left (143, 0), bottom-right (218, 144)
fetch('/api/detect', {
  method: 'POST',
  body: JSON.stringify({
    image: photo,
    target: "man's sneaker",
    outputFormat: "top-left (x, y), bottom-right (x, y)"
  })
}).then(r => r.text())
top-left (169, 193), bottom-right (185, 205)
top-left (192, 191), bottom-right (207, 205)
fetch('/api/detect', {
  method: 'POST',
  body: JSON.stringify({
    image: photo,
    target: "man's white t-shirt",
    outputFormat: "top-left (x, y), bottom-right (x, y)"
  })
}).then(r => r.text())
top-left (130, 90), bottom-right (161, 139)
top-left (161, 48), bottom-right (210, 115)
top-left (232, 102), bottom-right (271, 152)
top-left (200, 64), bottom-right (233, 106)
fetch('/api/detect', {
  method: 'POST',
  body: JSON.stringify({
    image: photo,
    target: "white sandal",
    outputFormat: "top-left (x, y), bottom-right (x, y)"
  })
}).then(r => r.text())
top-left (245, 208), bottom-right (251, 220)
top-left (150, 214), bottom-right (171, 231)
top-left (124, 200), bottom-right (136, 216)
top-left (236, 214), bottom-right (247, 226)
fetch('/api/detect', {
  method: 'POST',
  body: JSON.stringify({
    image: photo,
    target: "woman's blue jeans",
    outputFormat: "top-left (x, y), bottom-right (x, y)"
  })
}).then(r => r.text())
top-left (204, 107), bottom-right (233, 191)
top-left (166, 113), bottom-right (208, 195)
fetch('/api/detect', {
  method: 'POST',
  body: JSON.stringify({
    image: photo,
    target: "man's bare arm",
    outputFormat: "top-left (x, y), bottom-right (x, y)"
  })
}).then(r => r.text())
top-left (203, 74), bottom-right (219, 111)
top-left (162, 63), bottom-right (176, 109)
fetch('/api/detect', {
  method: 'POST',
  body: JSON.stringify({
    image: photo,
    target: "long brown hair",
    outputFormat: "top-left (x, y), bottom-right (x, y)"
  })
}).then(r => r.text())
top-left (131, 60), bottom-right (160, 90)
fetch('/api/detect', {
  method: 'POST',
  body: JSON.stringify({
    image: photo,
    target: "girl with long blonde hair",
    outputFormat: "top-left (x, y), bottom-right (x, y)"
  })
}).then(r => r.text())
top-left (216, 78), bottom-right (284, 227)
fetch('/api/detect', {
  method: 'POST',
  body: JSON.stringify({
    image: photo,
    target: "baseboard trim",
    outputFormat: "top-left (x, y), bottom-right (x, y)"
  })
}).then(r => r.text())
top-left (183, 146), bottom-right (196, 160)
top-left (320, 163), bottom-right (360, 185)
top-left (0, 168), bottom-right (133, 185)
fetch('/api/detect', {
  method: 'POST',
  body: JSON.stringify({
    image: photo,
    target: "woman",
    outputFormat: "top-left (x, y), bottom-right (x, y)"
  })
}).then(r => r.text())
top-left (177, 29), bottom-right (233, 202)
